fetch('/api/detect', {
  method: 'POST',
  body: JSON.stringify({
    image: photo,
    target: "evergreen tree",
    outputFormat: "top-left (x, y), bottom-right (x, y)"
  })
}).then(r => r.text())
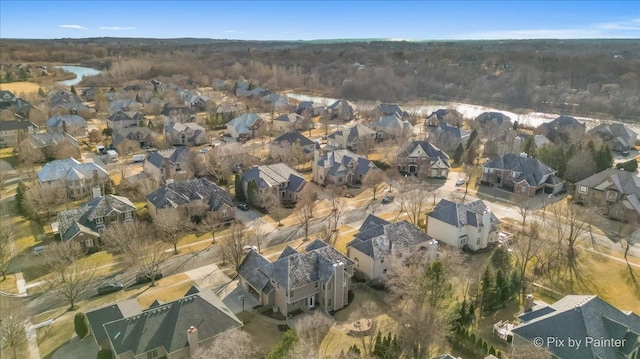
top-left (453, 143), bottom-right (465, 164)
top-left (15, 181), bottom-right (28, 217)
top-left (510, 269), bottom-right (522, 299)
top-left (481, 266), bottom-right (496, 313)
top-left (19, 68), bottom-right (28, 81)
top-left (234, 174), bottom-right (245, 202)
top-left (495, 270), bottom-right (511, 305)
top-left (523, 136), bottom-right (536, 157)
top-left (38, 87), bottom-right (46, 97)
top-left (616, 158), bottom-right (638, 172)
top-left (464, 145), bottom-right (478, 165)
top-left (512, 121), bottom-right (518, 131)
top-left (596, 144), bottom-right (613, 172)
top-left (373, 331), bottom-right (384, 357)
top-left (74, 312), bottom-right (90, 338)
top-left (267, 330), bottom-right (297, 359)
top-left (70, 85), bottom-right (77, 95)
top-left (489, 346), bottom-right (497, 356)
top-left (491, 245), bottom-right (512, 272)
top-left (5, 71), bottom-right (14, 82)
top-left (247, 180), bottom-right (258, 207)
top-left (466, 129), bottom-right (478, 150)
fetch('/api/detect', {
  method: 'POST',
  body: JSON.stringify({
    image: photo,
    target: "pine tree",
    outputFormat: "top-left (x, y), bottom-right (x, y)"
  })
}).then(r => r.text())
top-left (523, 136), bottom-right (536, 157)
top-left (481, 266), bottom-right (496, 313)
top-left (373, 331), bottom-right (383, 357)
top-left (510, 269), bottom-right (522, 299)
top-left (247, 180), bottom-right (258, 207)
top-left (466, 129), bottom-right (478, 150)
top-left (15, 181), bottom-right (28, 216)
top-left (453, 143), bottom-right (465, 164)
top-left (491, 245), bottom-right (512, 272)
top-left (596, 144), bottom-right (613, 172)
top-left (234, 174), bottom-right (245, 202)
top-left (496, 270), bottom-right (511, 305)
top-left (70, 85), bottom-right (77, 95)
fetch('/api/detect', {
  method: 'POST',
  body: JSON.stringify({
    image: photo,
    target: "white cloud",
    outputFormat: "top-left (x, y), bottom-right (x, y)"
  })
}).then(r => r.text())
top-left (596, 18), bottom-right (640, 31)
top-left (99, 26), bottom-right (136, 30)
top-left (59, 24), bottom-right (88, 30)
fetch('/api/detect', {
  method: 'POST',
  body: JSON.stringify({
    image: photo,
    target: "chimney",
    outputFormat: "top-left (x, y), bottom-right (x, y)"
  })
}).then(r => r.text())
top-left (62, 120), bottom-right (68, 134)
top-left (92, 186), bottom-right (101, 199)
top-left (164, 157), bottom-right (171, 180)
top-left (92, 169), bottom-right (99, 184)
top-left (480, 207), bottom-right (491, 249)
top-left (427, 239), bottom-right (438, 262)
top-left (524, 294), bottom-right (534, 312)
top-left (187, 326), bottom-right (199, 357)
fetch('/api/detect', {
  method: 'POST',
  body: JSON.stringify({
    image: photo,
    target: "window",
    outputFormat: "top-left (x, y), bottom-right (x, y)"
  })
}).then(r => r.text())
top-left (289, 290), bottom-right (294, 298)
top-left (354, 258), bottom-right (359, 268)
top-left (380, 256), bottom-right (384, 263)
top-left (328, 298), bottom-right (332, 306)
top-left (605, 190), bottom-right (618, 202)
top-left (578, 185), bottom-right (588, 194)
top-left (315, 282), bottom-right (318, 288)
top-left (328, 282), bottom-right (332, 291)
top-left (85, 239), bottom-right (94, 247)
top-left (124, 211), bottom-right (133, 219)
top-left (383, 269), bottom-right (388, 274)
top-left (147, 349), bottom-right (158, 359)
top-left (222, 210), bottom-right (227, 218)
top-left (410, 158), bottom-right (416, 162)
top-left (95, 217), bottom-right (104, 224)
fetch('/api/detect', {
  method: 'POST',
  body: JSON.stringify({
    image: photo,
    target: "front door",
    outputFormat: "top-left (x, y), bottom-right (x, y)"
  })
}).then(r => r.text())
top-left (308, 296), bottom-right (315, 309)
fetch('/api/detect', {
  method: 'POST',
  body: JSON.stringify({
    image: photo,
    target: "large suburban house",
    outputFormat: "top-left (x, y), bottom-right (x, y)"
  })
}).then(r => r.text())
top-left (226, 113), bottom-right (264, 140)
top-left (0, 120), bottom-right (38, 147)
top-left (107, 111), bottom-right (144, 130)
top-left (55, 191), bottom-right (136, 250)
top-left (0, 90), bottom-right (32, 118)
top-left (296, 101), bottom-right (326, 117)
top-left (108, 99), bottom-right (143, 114)
top-left (427, 123), bottom-right (471, 153)
top-left (535, 115), bottom-right (586, 144)
top-left (396, 140), bottom-right (450, 179)
top-left (425, 109), bottom-right (464, 127)
top-left (161, 106), bottom-right (196, 126)
top-left (481, 153), bottom-right (565, 197)
top-left (312, 149), bottom-right (378, 186)
top-left (270, 132), bottom-right (317, 155)
top-left (25, 132), bottom-right (81, 160)
top-left (272, 113), bottom-right (313, 132)
top-left (86, 288), bottom-right (242, 359)
top-left (165, 122), bottom-right (208, 146)
top-left (146, 178), bottom-right (235, 223)
top-left (574, 168), bottom-right (640, 224)
top-left (326, 125), bottom-right (376, 151)
top-left (241, 163), bottom-right (306, 206)
top-left (48, 89), bottom-right (90, 115)
top-left (112, 127), bottom-right (156, 150)
top-left (346, 215), bottom-right (436, 281)
top-left (376, 103), bottom-right (410, 118)
top-left (45, 115), bottom-right (87, 137)
top-left (474, 111), bottom-right (512, 130)
top-left (327, 99), bottom-right (356, 121)
top-left (37, 158), bottom-right (110, 199)
top-left (426, 199), bottom-right (501, 251)
top-left (237, 240), bottom-right (354, 316)
top-left (371, 114), bottom-right (413, 139)
top-left (589, 123), bottom-right (638, 153)
top-left (143, 147), bottom-right (192, 183)
top-left (511, 295), bottom-right (640, 359)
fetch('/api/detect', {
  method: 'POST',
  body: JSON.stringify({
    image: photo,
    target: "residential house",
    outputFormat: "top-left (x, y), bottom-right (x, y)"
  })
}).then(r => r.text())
top-left (511, 295), bottom-right (640, 359)
top-left (0, 90), bottom-right (31, 118)
top-left (226, 113), bottom-right (264, 140)
top-left (475, 111), bottom-right (512, 128)
top-left (86, 289), bottom-right (242, 359)
top-left (513, 134), bottom-right (551, 153)
top-left (55, 191), bottom-right (136, 250)
top-left (179, 90), bottom-right (210, 111)
top-left (535, 115), bottom-right (586, 144)
top-left (165, 122), bottom-right (208, 146)
top-left (396, 140), bottom-right (450, 178)
top-left (45, 115), bottom-right (87, 137)
top-left (346, 215), bottom-right (436, 280)
top-left (0, 90), bottom-right (18, 110)
top-left (261, 93), bottom-right (290, 112)
top-left (326, 125), bottom-right (376, 151)
top-left (589, 123), bottom-right (638, 153)
top-left (216, 104), bottom-right (240, 122)
top-left (425, 109), bottom-right (464, 127)
top-left (146, 177), bottom-right (235, 223)
top-left (426, 199), bottom-right (500, 251)
top-left (143, 147), bottom-right (192, 183)
top-left (312, 149), bottom-right (378, 186)
top-left (161, 106), bottom-right (196, 126)
top-left (270, 132), bottom-right (317, 155)
top-left (107, 111), bottom-right (144, 130)
top-left (109, 99), bottom-right (143, 114)
top-left (574, 168), bottom-right (640, 224)
top-left (241, 163), bottom-right (306, 206)
top-left (112, 127), bottom-right (155, 151)
top-left (150, 79), bottom-right (179, 92)
top-left (377, 103), bottom-right (410, 118)
top-left (123, 84), bottom-right (142, 92)
top-left (327, 99), bottom-right (356, 121)
top-left (38, 157), bottom-right (110, 199)
top-left (482, 153), bottom-right (564, 197)
top-left (427, 123), bottom-right (471, 153)
top-left (237, 240), bottom-right (354, 316)
top-left (48, 89), bottom-right (90, 115)
top-left (296, 101), bottom-right (326, 117)
top-left (0, 120), bottom-right (38, 147)
top-left (272, 113), bottom-right (312, 132)
top-left (25, 132), bottom-right (81, 159)
top-left (371, 114), bottom-right (413, 139)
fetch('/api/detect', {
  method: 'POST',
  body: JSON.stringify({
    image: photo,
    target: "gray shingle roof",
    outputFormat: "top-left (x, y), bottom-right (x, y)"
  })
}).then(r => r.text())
top-left (86, 299), bottom-right (140, 347)
top-left (327, 99), bottom-right (355, 117)
top-left (378, 103), bottom-right (408, 117)
top-left (316, 149), bottom-right (378, 178)
top-left (484, 153), bottom-right (557, 187)
top-left (512, 295), bottom-right (640, 359)
top-left (397, 140), bottom-right (450, 166)
top-left (112, 127), bottom-right (154, 148)
top-left (273, 132), bottom-right (315, 147)
top-left (348, 217), bottom-right (432, 259)
top-left (145, 147), bottom-right (190, 169)
top-left (474, 112), bottom-right (512, 127)
top-left (576, 168), bottom-right (640, 201)
top-left (28, 133), bottom-right (79, 149)
top-left (429, 199), bottom-right (500, 228)
top-left (146, 178), bottom-right (234, 211)
top-left (37, 158), bottom-right (109, 183)
top-left (237, 250), bottom-right (271, 292)
top-left (227, 113), bottom-right (262, 135)
top-left (241, 163), bottom-right (305, 190)
top-left (103, 290), bottom-right (242, 357)
top-left (108, 111), bottom-right (144, 123)
top-left (108, 99), bottom-right (142, 114)
top-left (45, 115), bottom-right (87, 128)
top-left (0, 120), bottom-right (38, 132)
top-left (589, 123), bottom-right (638, 148)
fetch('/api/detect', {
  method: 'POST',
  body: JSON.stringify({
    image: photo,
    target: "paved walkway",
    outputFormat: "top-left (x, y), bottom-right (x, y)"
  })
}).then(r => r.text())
top-left (24, 322), bottom-right (40, 359)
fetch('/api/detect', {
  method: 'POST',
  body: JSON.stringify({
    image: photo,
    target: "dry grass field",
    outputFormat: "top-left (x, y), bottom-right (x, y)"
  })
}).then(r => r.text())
top-left (0, 81), bottom-right (42, 94)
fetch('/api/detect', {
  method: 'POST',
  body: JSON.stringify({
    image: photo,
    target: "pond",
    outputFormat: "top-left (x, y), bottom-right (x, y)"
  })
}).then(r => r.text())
top-left (56, 65), bottom-right (102, 86)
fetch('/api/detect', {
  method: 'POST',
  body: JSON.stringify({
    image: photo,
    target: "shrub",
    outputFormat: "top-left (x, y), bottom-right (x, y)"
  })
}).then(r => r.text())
top-left (97, 349), bottom-right (112, 359)
top-left (615, 159), bottom-right (638, 172)
top-left (74, 312), bottom-right (90, 339)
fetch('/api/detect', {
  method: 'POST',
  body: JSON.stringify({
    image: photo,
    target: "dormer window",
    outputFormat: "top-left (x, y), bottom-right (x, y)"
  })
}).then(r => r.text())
top-left (125, 211), bottom-right (133, 219)
top-left (95, 217), bottom-right (104, 224)
top-left (605, 190), bottom-right (618, 202)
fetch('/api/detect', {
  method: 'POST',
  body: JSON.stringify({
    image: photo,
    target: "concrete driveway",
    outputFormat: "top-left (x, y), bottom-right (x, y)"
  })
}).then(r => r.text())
top-left (52, 336), bottom-right (98, 359)
top-left (220, 280), bottom-right (260, 314)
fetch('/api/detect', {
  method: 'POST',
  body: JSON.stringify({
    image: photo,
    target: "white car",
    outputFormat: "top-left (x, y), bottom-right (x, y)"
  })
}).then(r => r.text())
top-left (455, 179), bottom-right (465, 186)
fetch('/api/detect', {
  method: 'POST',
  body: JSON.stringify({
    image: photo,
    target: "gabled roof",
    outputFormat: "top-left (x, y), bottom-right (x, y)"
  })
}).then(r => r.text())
top-left (589, 123), bottom-right (638, 143)
top-left (241, 163), bottom-right (305, 190)
top-left (483, 153), bottom-right (557, 187)
top-left (427, 109), bottom-right (463, 123)
top-left (112, 127), bottom-right (154, 148)
top-left (109, 99), bottom-right (142, 114)
top-left (161, 106), bottom-right (195, 117)
top-left (108, 111), bottom-right (144, 123)
top-left (48, 89), bottom-right (83, 105)
top-left (474, 111), bottom-right (512, 127)
top-left (278, 246), bottom-right (299, 260)
top-left (86, 299), bottom-right (140, 347)
top-left (316, 149), bottom-right (378, 177)
top-left (328, 125), bottom-right (376, 143)
top-left (429, 199), bottom-right (500, 229)
top-left (28, 132), bottom-right (80, 149)
top-left (397, 140), bottom-right (450, 165)
top-left (103, 291), bottom-right (242, 357)
top-left (237, 249), bottom-right (271, 292)
top-left (273, 113), bottom-right (303, 124)
top-left (145, 146), bottom-right (191, 169)
top-left (57, 194), bottom-right (136, 242)
top-left (327, 99), bottom-right (355, 116)
top-left (431, 123), bottom-right (470, 140)
top-left (348, 216), bottom-right (432, 259)
top-left (146, 178), bottom-right (234, 212)
top-left (227, 113), bottom-right (262, 135)
top-left (273, 132), bottom-right (315, 147)
top-left (373, 114), bottom-right (413, 133)
top-left (377, 103), bottom-right (408, 117)
top-left (576, 168), bottom-right (640, 198)
top-left (0, 120), bottom-right (38, 132)
top-left (38, 157), bottom-right (109, 183)
top-left (45, 115), bottom-right (87, 128)
top-left (166, 121), bottom-right (205, 134)
top-left (512, 295), bottom-right (640, 359)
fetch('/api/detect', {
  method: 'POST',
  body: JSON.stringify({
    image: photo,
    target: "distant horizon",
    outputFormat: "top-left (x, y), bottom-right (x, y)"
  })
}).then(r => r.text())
top-left (1, 1), bottom-right (638, 41)
top-left (1, 37), bottom-right (638, 42)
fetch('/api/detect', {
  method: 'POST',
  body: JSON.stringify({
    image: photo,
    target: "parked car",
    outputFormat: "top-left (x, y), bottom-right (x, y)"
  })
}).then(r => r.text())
top-left (199, 148), bottom-right (210, 154)
top-left (381, 194), bottom-right (395, 204)
top-left (135, 271), bottom-right (163, 284)
top-left (237, 203), bottom-right (250, 211)
top-left (455, 178), bottom-right (465, 186)
top-left (621, 150), bottom-right (630, 157)
top-left (32, 245), bottom-right (49, 256)
top-left (242, 245), bottom-right (258, 252)
top-left (97, 282), bottom-right (124, 295)
top-left (343, 192), bottom-right (355, 198)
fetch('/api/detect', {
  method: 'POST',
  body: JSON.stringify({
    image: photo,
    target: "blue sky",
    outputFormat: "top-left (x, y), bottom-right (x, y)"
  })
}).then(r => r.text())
top-left (1, 1), bottom-right (638, 40)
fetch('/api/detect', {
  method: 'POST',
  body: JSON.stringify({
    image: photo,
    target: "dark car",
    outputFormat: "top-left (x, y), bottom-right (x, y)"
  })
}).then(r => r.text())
top-left (381, 194), bottom-right (395, 204)
top-left (237, 203), bottom-right (250, 211)
top-left (135, 271), bottom-right (163, 284)
top-left (621, 150), bottom-right (630, 157)
top-left (97, 282), bottom-right (124, 295)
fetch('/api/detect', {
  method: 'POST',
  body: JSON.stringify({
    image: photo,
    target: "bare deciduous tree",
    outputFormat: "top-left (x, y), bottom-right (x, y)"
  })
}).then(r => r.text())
top-left (403, 185), bottom-right (432, 227)
top-left (25, 184), bottom-right (65, 220)
top-left (291, 311), bottom-right (334, 359)
top-left (220, 223), bottom-right (249, 270)
top-left (260, 190), bottom-right (285, 227)
top-left (154, 208), bottom-right (192, 254)
top-left (43, 242), bottom-right (98, 310)
top-left (516, 196), bottom-right (536, 231)
top-left (17, 139), bottom-right (43, 179)
top-left (295, 186), bottom-right (317, 241)
top-left (192, 329), bottom-right (261, 359)
top-left (550, 201), bottom-right (590, 291)
top-left (349, 300), bottom-right (381, 356)
top-left (0, 298), bottom-right (29, 359)
top-left (198, 215), bottom-right (223, 245)
top-left (327, 185), bottom-right (346, 233)
top-left (102, 221), bottom-right (171, 287)
top-left (0, 229), bottom-right (17, 281)
top-left (363, 169), bottom-right (387, 201)
top-left (513, 221), bottom-right (543, 303)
